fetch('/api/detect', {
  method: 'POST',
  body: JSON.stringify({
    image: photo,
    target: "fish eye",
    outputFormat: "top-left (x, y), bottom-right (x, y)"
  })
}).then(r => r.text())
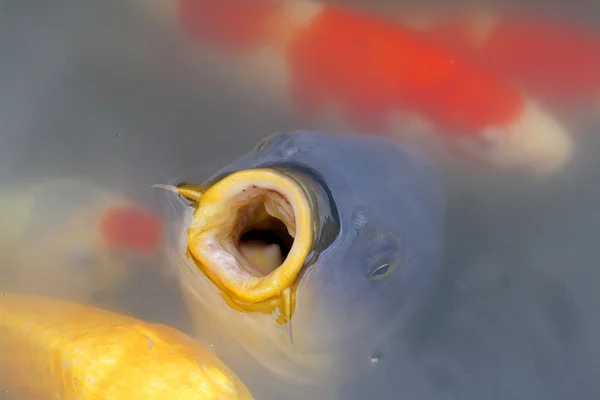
top-left (368, 260), bottom-right (397, 281)
top-left (365, 230), bottom-right (402, 281)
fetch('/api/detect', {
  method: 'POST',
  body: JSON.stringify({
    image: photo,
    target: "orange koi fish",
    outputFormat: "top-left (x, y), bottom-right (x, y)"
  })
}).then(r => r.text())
top-left (136, 0), bottom-right (573, 175)
top-left (400, 11), bottom-right (600, 114)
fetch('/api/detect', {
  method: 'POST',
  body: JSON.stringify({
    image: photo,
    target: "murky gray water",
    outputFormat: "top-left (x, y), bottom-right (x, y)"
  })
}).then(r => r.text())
top-left (1, 0), bottom-right (600, 399)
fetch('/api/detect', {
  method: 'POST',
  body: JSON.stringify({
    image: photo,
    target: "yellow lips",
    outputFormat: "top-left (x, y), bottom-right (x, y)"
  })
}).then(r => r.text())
top-left (177, 169), bottom-right (313, 324)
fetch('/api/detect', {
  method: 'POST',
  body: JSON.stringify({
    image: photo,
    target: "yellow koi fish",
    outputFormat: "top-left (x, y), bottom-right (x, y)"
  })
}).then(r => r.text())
top-left (0, 293), bottom-right (254, 400)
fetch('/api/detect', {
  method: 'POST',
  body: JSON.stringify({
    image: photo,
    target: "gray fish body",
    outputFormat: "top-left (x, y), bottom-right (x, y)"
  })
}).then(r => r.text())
top-left (165, 131), bottom-right (446, 399)
top-left (208, 130), bottom-right (444, 343)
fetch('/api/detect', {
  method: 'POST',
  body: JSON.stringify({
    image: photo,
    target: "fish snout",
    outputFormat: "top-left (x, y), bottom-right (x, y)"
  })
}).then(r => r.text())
top-left (177, 168), bottom-right (315, 324)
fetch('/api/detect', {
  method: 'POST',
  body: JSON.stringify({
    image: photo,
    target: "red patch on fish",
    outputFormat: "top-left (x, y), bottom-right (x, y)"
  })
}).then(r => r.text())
top-left (100, 206), bottom-right (163, 256)
top-left (177, 0), bottom-right (283, 51)
top-left (422, 16), bottom-right (600, 107)
top-left (477, 19), bottom-right (600, 104)
top-left (286, 7), bottom-right (525, 137)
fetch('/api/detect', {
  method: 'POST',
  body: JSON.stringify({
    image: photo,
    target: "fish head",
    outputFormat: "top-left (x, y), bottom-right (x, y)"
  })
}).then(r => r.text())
top-left (164, 131), bottom-right (445, 392)
top-left (2, 179), bottom-right (163, 302)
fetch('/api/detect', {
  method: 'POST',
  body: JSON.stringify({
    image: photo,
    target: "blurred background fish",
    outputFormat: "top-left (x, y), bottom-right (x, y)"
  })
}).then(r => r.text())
top-left (133, 0), bottom-right (574, 175)
top-left (0, 293), bottom-right (254, 399)
top-left (396, 9), bottom-right (600, 119)
top-left (160, 131), bottom-right (445, 399)
top-left (0, 178), bottom-right (163, 304)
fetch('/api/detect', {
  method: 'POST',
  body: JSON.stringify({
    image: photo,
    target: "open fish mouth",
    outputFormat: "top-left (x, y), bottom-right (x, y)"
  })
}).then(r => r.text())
top-left (175, 168), bottom-right (316, 324)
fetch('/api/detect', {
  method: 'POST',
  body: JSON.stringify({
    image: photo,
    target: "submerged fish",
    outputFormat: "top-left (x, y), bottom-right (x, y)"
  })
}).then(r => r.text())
top-left (0, 293), bottom-right (254, 400)
top-left (136, 0), bottom-right (573, 174)
top-left (0, 178), bottom-right (163, 302)
top-left (400, 10), bottom-right (600, 115)
top-left (161, 131), bottom-right (445, 398)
